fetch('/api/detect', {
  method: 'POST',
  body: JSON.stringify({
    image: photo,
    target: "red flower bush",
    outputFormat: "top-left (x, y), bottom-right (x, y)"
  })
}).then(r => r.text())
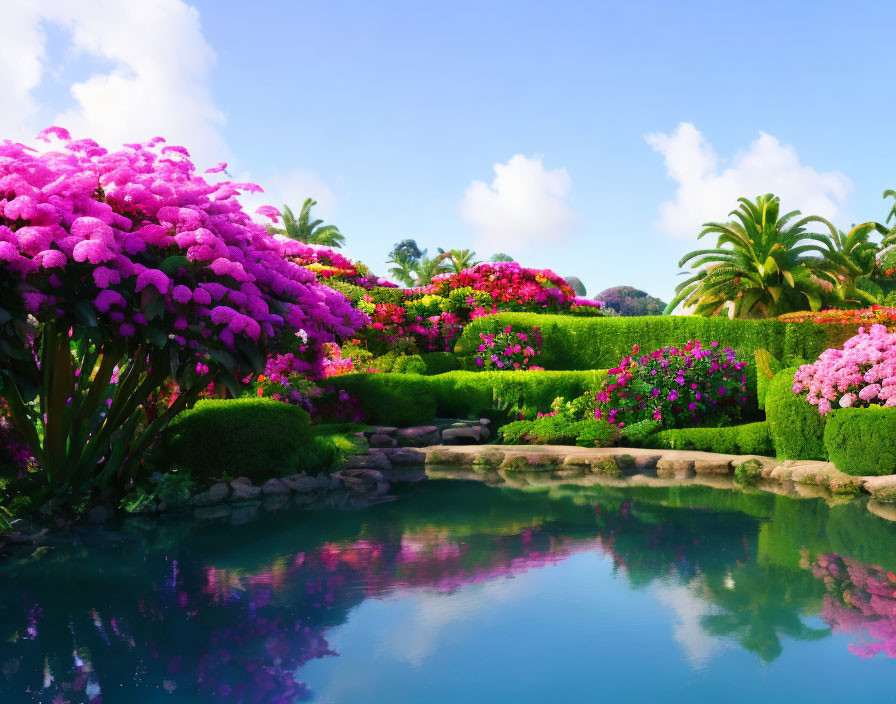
top-left (778, 306), bottom-right (896, 325)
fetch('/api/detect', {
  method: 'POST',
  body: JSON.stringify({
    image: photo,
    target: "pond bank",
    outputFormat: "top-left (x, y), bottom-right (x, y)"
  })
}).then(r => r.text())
top-left (407, 444), bottom-right (896, 518)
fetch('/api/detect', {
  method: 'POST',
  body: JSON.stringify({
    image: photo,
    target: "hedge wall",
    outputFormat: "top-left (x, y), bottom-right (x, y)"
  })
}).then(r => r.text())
top-left (455, 313), bottom-right (858, 371)
top-left (329, 370), bottom-right (607, 426)
top-left (765, 367), bottom-right (828, 461)
top-left (824, 407), bottom-right (896, 476)
top-left (651, 422), bottom-right (773, 456)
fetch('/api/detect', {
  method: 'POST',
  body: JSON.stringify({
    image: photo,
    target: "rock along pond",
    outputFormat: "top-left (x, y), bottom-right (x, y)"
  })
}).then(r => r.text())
top-left (2, 480), bottom-right (895, 703)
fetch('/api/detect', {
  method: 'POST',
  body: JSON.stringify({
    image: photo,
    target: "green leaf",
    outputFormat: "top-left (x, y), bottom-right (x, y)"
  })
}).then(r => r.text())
top-left (159, 255), bottom-right (189, 275)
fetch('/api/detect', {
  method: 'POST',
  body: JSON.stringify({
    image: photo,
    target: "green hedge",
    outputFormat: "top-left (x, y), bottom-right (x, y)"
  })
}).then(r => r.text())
top-left (765, 367), bottom-right (828, 461)
top-left (328, 374), bottom-right (438, 426)
top-left (824, 407), bottom-right (896, 476)
top-left (455, 313), bottom-right (857, 371)
top-left (651, 422), bottom-right (773, 456)
top-left (164, 399), bottom-right (316, 482)
top-left (499, 417), bottom-right (618, 447)
top-left (330, 370), bottom-right (606, 425)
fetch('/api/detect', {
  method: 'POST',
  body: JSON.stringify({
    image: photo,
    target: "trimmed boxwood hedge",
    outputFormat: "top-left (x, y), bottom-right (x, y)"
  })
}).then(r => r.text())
top-left (765, 367), bottom-right (828, 461)
top-left (651, 422), bottom-right (773, 456)
top-left (455, 313), bottom-right (857, 372)
top-left (164, 399), bottom-right (316, 482)
top-left (824, 407), bottom-right (896, 476)
top-left (329, 369), bottom-right (607, 426)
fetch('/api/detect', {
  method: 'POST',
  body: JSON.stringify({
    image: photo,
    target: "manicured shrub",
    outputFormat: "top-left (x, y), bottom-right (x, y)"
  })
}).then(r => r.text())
top-left (421, 352), bottom-right (461, 375)
top-left (766, 367), bottom-right (828, 460)
top-left (652, 422), bottom-right (773, 456)
top-left (824, 407), bottom-right (896, 476)
top-left (455, 313), bottom-right (858, 374)
top-left (596, 341), bottom-right (748, 429)
top-left (328, 374), bottom-right (437, 426)
top-left (328, 370), bottom-right (605, 424)
top-left (164, 399), bottom-right (314, 482)
top-left (392, 355), bottom-right (427, 375)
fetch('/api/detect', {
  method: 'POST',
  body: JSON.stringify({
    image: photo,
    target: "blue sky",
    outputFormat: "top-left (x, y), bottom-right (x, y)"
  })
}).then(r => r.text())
top-left (5, 1), bottom-right (896, 301)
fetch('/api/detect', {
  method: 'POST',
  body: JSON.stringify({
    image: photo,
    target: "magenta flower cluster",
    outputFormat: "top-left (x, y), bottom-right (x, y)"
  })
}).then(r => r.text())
top-left (474, 325), bottom-right (543, 370)
top-left (0, 127), bottom-right (367, 373)
top-left (792, 324), bottom-right (896, 414)
top-left (595, 341), bottom-right (748, 428)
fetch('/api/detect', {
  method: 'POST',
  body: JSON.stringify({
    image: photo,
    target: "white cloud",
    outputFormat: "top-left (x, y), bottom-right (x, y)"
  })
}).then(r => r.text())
top-left (646, 122), bottom-right (851, 239)
top-left (0, 4), bottom-right (45, 138)
top-left (0, 0), bottom-right (225, 167)
top-left (459, 154), bottom-right (579, 253)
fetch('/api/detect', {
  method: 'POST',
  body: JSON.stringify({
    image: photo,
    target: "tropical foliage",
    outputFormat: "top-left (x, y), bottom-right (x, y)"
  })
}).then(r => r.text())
top-left (667, 194), bottom-right (841, 317)
top-left (268, 198), bottom-right (346, 248)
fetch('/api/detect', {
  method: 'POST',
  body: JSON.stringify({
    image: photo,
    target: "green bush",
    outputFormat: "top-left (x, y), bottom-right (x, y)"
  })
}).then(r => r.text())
top-left (421, 352), bottom-right (461, 375)
top-left (824, 407), bottom-right (896, 476)
top-left (651, 422), bottom-right (773, 456)
top-left (765, 367), bottom-right (828, 460)
top-left (620, 419), bottom-right (661, 447)
top-left (325, 280), bottom-right (367, 304)
top-left (392, 354), bottom-right (427, 375)
top-left (498, 416), bottom-right (618, 447)
top-left (456, 313), bottom-right (857, 373)
top-left (164, 399), bottom-right (315, 482)
top-left (367, 286), bottom-right (407, 306)
top-left (328, 374), bottom-right (437, 426)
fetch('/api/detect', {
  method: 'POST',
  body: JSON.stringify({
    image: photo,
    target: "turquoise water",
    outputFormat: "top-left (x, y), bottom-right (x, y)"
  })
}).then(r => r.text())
top-left (2, 481), bottom-right (895, 702)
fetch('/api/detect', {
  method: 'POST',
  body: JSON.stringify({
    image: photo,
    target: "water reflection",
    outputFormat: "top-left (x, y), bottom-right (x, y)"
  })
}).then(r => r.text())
top-left (2, 481), bottom-right (896, 702)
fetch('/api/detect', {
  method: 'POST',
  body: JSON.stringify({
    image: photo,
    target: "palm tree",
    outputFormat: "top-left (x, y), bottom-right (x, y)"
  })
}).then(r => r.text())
top-left (386, 248), bottom-right (420, 287)
top-left (822, 223), bottom-right (884, 306)
top-left (268, 198), bottom-right (345, 248)
top-left (666, 194), bottom-right (840, 318)
top-left (415, 252), bottom-right (451, 285)
top-left (440, 248), bottom-right (480, 273)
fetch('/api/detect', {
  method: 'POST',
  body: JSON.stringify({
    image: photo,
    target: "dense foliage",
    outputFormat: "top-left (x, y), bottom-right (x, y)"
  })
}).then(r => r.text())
top-left (652, 422), bottom-right (773, 456)
top-left (594, 341), bottom-right (748, 429)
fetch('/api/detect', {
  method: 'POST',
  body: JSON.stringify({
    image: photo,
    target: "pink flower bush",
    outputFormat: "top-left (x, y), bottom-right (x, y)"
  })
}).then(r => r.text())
top-left (0, 127), bottom-right (367, 487)
top-left (792, 324), bottom-right (896, 415)
top-left (474, 325), bottom-right (543, 370)
top-left (595, 341), bottom-right (748, 428)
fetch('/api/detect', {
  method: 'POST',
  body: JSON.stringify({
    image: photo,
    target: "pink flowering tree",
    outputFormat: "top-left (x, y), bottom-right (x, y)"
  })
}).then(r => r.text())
top-left (0, 128), bottom-right (366, 491)
top-left (792, 323), bottom-right (896, 414)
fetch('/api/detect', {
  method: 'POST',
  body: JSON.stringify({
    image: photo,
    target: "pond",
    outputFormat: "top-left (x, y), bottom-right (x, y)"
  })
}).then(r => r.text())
top-left (2, 480), bottom-right (895, 703)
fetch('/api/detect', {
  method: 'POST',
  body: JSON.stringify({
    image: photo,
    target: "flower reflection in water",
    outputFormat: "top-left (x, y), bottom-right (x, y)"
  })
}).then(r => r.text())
top-left (814, 554), bottom-right (896, 659)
